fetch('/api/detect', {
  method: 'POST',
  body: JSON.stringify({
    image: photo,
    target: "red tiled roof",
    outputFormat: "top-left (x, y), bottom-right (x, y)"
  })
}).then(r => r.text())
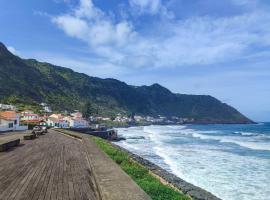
top-left (0, 111), bottom-right (17, 120)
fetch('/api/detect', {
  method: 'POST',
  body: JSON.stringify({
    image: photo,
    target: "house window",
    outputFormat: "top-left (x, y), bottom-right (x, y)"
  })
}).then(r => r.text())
top-left (9, 123), bottom-right (13, 128)
top-left (14, 120), bottom-right (17, 125)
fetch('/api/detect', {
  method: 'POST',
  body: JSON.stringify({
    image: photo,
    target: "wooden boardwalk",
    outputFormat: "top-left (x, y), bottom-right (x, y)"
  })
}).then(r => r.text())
top-left (0, 130), bottom-right (98, 200)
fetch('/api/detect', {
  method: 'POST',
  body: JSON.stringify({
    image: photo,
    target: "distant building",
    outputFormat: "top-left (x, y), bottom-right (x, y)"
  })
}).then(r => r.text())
top-left (46, 112), bottom-right (89, 128)
top-left (40, 103), bottom-right (52, 113)
top-left (71, 111), bottom-right (83, 118)
top-left (47, 114), bottom-right (69, 128)
top-left (0, 104), bottom-right (16, 111)
top-left (69, 117), bottom-right (89, 128)
top-left (101, 117), bottom-right (111, 121)
top-left (134, 115), bottom-right (144, 122)
top-left (113, 116), bottom-right (132, 123)
top-left (20, 110), bottom-right (40, 124)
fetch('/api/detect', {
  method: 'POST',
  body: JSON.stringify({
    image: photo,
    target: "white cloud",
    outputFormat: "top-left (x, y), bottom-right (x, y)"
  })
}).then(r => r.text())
top-left (128, 0), bottom-right (173, 18)
top-left (7, 46), bottom-right (19, 55)
top-left (53, 15), bottom-right (89, 40)
top-left (52, 0), bottom-right (135, 48)
top-left (51, 0), bottom-right (270, 70)
top-left (129, 0), bottom-right (161, 15)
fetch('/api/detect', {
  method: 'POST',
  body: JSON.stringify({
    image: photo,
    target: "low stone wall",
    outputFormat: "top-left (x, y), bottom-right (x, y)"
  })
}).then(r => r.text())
top-left (111, 143), bottom-right (221, 200)
top-left (0, 139), bottom-right (20, 152)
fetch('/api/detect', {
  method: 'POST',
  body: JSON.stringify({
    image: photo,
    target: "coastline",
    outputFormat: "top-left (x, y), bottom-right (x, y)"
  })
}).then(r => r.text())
top-left (111, 142), bottom-right (221, 200)
top-left (110, 121), bottom-right (257, 129)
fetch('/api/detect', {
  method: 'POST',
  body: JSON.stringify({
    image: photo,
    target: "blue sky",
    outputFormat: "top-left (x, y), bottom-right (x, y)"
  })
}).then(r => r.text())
top-left (0, 0), bottom-right (270, 121)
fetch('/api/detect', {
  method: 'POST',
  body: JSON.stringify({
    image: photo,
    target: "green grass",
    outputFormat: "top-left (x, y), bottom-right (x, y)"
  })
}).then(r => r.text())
top-left (92, 136), bottom-right (191, 200)
top-left (56, 129), bottom-right (83, 140)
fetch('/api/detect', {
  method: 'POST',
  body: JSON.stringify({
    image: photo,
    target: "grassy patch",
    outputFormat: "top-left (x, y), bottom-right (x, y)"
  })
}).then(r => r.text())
top-left (92, 136), bottom-right (191, 200)
top-left (55, 129), bottom-right (83, 140)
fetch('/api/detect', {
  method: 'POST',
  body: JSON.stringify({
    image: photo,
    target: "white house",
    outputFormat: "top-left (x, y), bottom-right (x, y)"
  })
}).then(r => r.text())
top-left (21, 110), bottom-right (40, 122)
top-left (46, 112), bottom-right (89, 129)
top-left (114, 116), bottom-right (132, 123)
top-left (47, 114), bottom-right (69, 128)
top-left (134, 115), bottom-right (144, 122)
top-left (40, 103), bottom-right (52, 113)
top-left (71, 112), bottom-right (83, 118)
top-left (0, 111), bottom-right (27, 132)
top-left (0, 104), bottom-right (16, 111)
top-left (64, 114), bottom-right (89, 128)
top-left (69, 118), bottom-right (88, 128)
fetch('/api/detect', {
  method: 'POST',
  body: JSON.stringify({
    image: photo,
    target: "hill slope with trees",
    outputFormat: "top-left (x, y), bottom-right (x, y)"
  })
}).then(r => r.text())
top-left (0, 42), bottom-right (253, 123)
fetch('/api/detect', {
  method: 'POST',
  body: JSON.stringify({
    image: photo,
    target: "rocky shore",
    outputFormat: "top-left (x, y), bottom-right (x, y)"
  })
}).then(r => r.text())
top-left (111, 143), bottom-right (221, 200)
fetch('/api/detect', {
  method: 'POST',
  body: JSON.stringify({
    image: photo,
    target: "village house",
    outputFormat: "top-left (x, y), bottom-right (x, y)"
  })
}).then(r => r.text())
top-left (69, 112), bottom-right (89, 128)
top-left (0, 104), bottom-right (16, 111)
top-left (0, 111), bottom-right (28, 132)
top-left (20, 110), bottom-right (40, 124)
top-left (0, 103), bottom-right (16, 110)
top-left (113, 116), bottom-right (132, 123)
top-left (68, 117), bottom-right (89, 128)
top-left (46, 112), bottom-right (89, 128)
top-left (134, 115), bottom-right (144, 122)
top-left (40, 103), bottom-right (52, 113)
top-left (47, 114), bottom-right (69, 128)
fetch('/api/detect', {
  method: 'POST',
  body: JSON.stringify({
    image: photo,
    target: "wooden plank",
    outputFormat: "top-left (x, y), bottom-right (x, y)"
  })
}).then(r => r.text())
top-left (67, 145), bottom-right (75, 200)
top-left (0, 130), bottom-right (98, 200)
top-left (43, 144), bottom-right (58, 200)
top-left (56, 145), bottom-right (64, 200)
top-left (62, 145), bottom-right (70, 200)
top-left (0, 144), bottom-right (41, 198)
top-left (36, 148), bottom-right (57, 200)
top-left (51, 144), bottom-right (61, 200)
top-left (20, 155), bottom-right (50, 200)
top-left (13, 155), bottom-right (48, 200)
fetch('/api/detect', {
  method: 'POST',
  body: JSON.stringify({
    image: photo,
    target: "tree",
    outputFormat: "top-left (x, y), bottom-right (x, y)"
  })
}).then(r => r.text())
top-left (82, 101), bottom-right (94, 119)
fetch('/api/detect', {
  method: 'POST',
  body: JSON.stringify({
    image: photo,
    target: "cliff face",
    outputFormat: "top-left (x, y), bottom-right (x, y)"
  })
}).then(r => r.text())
top-left (0, 42), bottom-right (253, 123)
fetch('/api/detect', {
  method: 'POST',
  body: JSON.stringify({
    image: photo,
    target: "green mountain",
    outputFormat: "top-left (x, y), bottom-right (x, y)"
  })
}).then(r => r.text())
top-left (0, 42), bottom-right (253, 123)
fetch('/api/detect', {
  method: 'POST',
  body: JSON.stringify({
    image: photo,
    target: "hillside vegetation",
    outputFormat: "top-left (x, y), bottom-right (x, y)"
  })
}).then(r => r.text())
top-left (0, 42), bottom-right (253, 123)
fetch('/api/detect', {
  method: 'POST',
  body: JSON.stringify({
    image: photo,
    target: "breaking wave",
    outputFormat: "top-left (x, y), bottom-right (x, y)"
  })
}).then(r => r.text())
top-left (116, 124), bottom-right (270, 200)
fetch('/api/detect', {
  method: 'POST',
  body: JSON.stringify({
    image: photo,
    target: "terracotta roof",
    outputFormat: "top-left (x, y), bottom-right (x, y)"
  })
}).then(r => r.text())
top-left (49, 114), bottom-right (63, 119)
top-left (0, 111), bottom-right (18, 120)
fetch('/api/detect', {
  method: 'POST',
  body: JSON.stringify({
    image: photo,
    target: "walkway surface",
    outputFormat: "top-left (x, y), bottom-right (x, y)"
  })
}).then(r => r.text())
top-left (0, 130), bottom-right (98, 200)
top-left (0, 131), bottom-right (31, 142)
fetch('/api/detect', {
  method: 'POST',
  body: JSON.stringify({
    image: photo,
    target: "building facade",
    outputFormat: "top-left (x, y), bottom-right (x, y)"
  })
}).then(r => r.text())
top-left (0, 111), bottom-right (28, 132)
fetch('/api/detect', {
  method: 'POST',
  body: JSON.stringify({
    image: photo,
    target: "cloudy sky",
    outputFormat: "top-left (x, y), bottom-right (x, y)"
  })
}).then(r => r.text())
top-left (0, 0), bottom-right (270, 121)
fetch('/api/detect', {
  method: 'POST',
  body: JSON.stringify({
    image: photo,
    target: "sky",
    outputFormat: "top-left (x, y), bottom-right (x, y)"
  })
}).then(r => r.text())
top-left (0, 0), bottom-right (270, 121)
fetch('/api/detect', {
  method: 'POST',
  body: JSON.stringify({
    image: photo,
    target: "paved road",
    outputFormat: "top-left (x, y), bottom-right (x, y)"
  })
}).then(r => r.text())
top-left (0, 130), bottom-right (98, 200)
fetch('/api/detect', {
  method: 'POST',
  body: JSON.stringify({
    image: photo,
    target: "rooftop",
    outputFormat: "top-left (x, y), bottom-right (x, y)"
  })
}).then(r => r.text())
top-left (0, 111), bottom-right (18, 120)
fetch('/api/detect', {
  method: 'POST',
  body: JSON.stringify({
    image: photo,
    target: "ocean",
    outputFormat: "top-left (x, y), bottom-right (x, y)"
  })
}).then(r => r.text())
top-left (115, 123), bottom-right (270, 200)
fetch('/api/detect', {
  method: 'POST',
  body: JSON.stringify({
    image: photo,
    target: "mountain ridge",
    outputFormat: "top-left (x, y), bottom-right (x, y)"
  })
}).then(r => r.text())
top-left (0, 42), bottom-right (253, 123)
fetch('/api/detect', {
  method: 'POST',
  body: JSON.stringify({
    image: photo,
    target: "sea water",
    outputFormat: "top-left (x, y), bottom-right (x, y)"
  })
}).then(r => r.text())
top-left (115, 123), bottom-right (270, 200)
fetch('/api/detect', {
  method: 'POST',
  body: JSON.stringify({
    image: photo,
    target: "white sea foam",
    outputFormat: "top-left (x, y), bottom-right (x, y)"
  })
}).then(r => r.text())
top-left (190, 131), bottom-right (270, 151)
top-left (233, 131), bottom-right (259, 136)
top-left (116, 125), bottom-right (270, 200)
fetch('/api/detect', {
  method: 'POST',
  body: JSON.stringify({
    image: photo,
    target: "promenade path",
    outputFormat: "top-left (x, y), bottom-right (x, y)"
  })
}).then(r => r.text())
top-left (0, 130), bottom-right (98, 200)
